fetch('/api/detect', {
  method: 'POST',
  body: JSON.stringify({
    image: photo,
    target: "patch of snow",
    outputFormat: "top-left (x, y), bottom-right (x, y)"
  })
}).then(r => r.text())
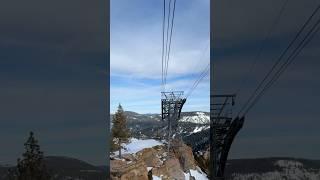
top-left (184, 172), bottom-right (190, 180)
top-left (147, 167), bottom-right (153, 171)
top-left (275, 160), bottom-right (303, 168)
top-left (114, 138), bottom-right (163, 155)
top-left (159, 159), bottom-right (163, 165)
top-left (196, 112), bottom-right (205, 116)
top-left (112, 157), bottom-right (124, 160)
top-left (193, 126), bottom-right (202, 133)
top-left (192, 126), bottom-right (209, 133)
top-left (189, 167), bottom-right (209, 180)
top-left (162, 152), bottom-right (168, 157)
top-left (152, 175), bottom-right (162, 180)
top-left (196, 151), bottom-right (204, 156)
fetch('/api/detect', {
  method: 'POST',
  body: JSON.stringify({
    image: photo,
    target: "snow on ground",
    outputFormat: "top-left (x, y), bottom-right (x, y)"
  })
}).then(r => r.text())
top-left (184, 172), bottom-right (190, 180)
top-left (189, 167), bottom-right (209, 180)
top-left (152, 175), bottom-right (162, 180)
top-left (183, 167), bottom-right (209, 180)
top-left (152, 167), bottom-right (208, 180)
top-left (114, 138), bottom-right (164, 155)
top-left (275, 160), bottom-right (303, 168)
top-left (193, 126), bottom-right (204, 133)
top-left (191, 126), bottom-right (210, 134)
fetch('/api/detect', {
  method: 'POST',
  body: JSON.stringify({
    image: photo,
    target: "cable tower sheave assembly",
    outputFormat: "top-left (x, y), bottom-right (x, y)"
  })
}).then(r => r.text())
top-left (209, 94), bottom-right (244, 179)
top-left (161, 91), bottom-right (186, 153)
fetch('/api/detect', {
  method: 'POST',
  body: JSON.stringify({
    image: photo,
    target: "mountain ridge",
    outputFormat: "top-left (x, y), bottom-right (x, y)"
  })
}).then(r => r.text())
top-left (0, 156), bottom-right (107, 180)
top-left (2, 156), bottom-right (320, 179)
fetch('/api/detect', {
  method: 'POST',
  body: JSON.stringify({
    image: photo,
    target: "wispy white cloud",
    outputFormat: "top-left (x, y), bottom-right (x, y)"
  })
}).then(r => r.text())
top-left (110, 0), bottom-right (210, 113)
top-left (110, 77), bottom-right (209, 113)
top-left (110, 29), bottom-right (209, 79)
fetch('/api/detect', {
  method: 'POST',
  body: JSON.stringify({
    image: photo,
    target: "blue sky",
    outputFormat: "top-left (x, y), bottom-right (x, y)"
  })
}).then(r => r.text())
top-left (110, 0), bottom-right (210, 114)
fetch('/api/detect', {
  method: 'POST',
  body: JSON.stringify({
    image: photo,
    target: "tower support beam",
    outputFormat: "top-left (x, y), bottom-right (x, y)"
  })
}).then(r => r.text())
top-left (210, 94), bottom-right (244, 179)
top-left (161, 91), bottom-right (186, 152)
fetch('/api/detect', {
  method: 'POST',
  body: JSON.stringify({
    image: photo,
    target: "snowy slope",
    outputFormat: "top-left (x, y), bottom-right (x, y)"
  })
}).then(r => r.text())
top-left (152, 167), bottom-right (209, 180)
top-left (188, 167), bottom-right (209, 180)
top-left (113, 138), bottom-right (164, 155)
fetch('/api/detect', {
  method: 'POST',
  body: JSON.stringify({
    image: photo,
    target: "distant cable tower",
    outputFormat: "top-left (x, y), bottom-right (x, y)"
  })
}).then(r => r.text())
top-left (161, 91), bottom-right (186, 153)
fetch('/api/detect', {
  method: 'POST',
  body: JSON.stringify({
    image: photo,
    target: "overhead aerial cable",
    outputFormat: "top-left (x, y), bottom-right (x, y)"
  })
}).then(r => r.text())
top-left (236, 0), bottom-right (289, 97)
top-left (161, 0), bottom-right (166, 91)
top-left (243, 15), bottom-right (320, 115)
top-left (238, 4), bottom-right (320, 116)
top-left (162, 0), bottom-right (177, 90)
top-left (186, 62), bottom-right (210, 98)
top-left (164, 0), bottom-right (176, 87)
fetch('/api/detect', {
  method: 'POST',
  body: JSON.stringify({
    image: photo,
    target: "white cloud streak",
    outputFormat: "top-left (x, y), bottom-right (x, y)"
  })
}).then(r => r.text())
top-left (110, 0), bottom-right (210, 113)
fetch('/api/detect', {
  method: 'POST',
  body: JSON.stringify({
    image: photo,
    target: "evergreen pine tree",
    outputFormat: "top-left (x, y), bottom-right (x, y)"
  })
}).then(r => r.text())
top-left (111, 104), bottom-right (130, 158)
top-left (7, 132), bottom-right (50, 180)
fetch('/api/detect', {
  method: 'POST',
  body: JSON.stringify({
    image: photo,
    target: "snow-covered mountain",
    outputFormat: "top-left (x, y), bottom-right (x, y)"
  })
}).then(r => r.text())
top-left (180, 112), bottom-right (210, 124)
top-left (225, 158), bottom-right (320, 180)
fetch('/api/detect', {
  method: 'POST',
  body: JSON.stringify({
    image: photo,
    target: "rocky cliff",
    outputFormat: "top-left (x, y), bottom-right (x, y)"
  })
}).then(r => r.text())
top-left (110, 139), bottom-right (208, 180)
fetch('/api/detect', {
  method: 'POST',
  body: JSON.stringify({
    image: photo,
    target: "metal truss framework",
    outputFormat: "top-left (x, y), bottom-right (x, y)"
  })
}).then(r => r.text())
top-left (210, 94), bottom-right (245, 180)
top-left (161, 91), bottom-right (186, 152)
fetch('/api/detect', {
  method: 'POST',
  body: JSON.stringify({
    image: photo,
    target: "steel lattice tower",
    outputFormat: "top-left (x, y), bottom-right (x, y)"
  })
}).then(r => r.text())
top-left (161, 91), bottom-right (186, 152)
top-left (210, 94), bottom-right (244, 179)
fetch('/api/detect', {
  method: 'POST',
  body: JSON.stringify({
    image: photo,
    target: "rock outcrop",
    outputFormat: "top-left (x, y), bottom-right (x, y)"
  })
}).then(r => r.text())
top-left (110, 139), bottom-right (208, 180)
top-left (110, 159), bottom-right (148, 180)
top-left (152, 157), bottom-right (185, 180)
top-left (136, 145), bottom-right (165, 168)
top-left (171, 139), bottom-right (197, 171)
top-left (194, 148), bottom-right (210, 174)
